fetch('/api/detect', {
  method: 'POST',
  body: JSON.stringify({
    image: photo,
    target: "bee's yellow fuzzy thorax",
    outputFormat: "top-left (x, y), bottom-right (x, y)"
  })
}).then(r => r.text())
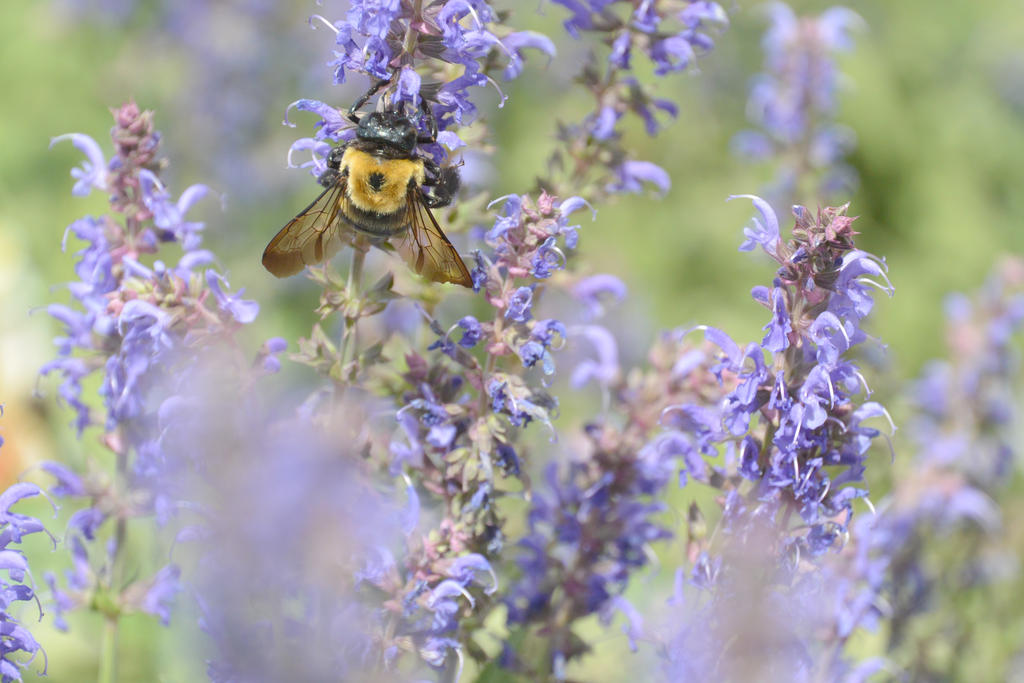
top-left (341, 147), bottom-right (425, 214)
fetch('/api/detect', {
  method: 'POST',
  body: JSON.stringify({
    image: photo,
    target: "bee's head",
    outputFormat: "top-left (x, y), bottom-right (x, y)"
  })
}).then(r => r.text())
top-left (355, 111), bottom-right (418, 154)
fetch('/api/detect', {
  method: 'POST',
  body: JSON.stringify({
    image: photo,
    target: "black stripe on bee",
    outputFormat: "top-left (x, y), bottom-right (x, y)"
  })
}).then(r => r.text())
top-left (340, 203), bottom-right (408, 238)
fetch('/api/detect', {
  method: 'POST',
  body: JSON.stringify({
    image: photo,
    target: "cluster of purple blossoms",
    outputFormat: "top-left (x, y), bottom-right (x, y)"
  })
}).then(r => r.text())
top-left (303, 3), bottom-right (735, 674)
top-left (28, 3), bottom-right (945, 682)
top-left (288, 0), bottom-right (555, 175)
top-left (37, 2), bottom-right (1024, 682)
top-left (472, 193), bottom-right (590, 371)
top-left (251, 1), bottom-right (792, 679)
top-left (501, 194), bottom-right (894, 677)
top-left (907, 260), bottom-right (1024, 488)
top-left (42, 103), bottom-right (272, 637)
top-left (733, 3), bottom-right (864, 211)
top-left (811, 258), bottom-right (1024, 678)
top-left (648, 197), bottom-right (893, 681)
top-left (372, 352), bottom-right (509, 672)
top-left (370, 192), bottom-right (597, 671)
top-left (673, 195), bottom-right (893, 564)
top-left (545, 1), bottom-right (727, 197)
top-left (40, 91), bottom-right (504, 676)
top-left (0, 423), bottom-right (50, 682)
top-left (328, 0), bottom-right (554, 123)
top-left (503, 431), bottom-right (671, 674)
top-left (502, 318), bottom-right (734, 675)
top-left (353, 530), bottom-right (499, 676)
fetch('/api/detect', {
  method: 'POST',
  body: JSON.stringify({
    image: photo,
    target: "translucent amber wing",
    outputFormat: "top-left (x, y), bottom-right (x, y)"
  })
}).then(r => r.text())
top-left (393, 188), bottom-right (472, 287)
top-left (262, 181), bottom-right (351, 278)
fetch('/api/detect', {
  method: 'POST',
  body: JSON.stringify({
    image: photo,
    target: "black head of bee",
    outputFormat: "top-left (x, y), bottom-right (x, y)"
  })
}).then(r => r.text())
top-left (356, 111), bottom-right (418, 155)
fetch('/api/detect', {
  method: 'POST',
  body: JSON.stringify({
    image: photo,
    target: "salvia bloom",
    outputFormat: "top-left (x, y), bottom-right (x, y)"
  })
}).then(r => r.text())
top-left (500, 194), bottom-right (871, 675)
top-left (28, 1), bottom-right (1024, 681)
top-left (0, 425), bottom-right (50, 682)
top-left (33, 5), bottom-right (889, 683)
top-left (501, 284), bottom-right (742, 675)
top-left (733, 3), bottom-right (864, 210)
top-left (544, 1), bottom-right (727, 198)
top-left (907, 261), bottom-right (1024, 486)
top-left (553, 0), bottom-right (728, 75)
top-left (42, 103), bottom-right (266, 634)
top-left (374, 192), bottom-right (599, 670)
top-left (677, 195), bottom-right (892, 560)
top-left (647, 196), bottom-right (893, 682)
top-left (504, 426), bottom-right (675, 674)
top-left (814, 258), bottom-right (1024, 679)
top-left (287, 0), bottom-right (555, 173)
top-left (279, 2), bottom-right (732, 675)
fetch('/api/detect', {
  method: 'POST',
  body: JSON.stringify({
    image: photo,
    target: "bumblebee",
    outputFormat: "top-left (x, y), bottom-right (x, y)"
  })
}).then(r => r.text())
top-left (262, 79), bottom-right (472, 287)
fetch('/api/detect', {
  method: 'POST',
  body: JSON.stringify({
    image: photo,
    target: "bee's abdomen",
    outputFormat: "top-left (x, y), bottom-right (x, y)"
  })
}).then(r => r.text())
top-left (340, 202), bottom-right (408, 238)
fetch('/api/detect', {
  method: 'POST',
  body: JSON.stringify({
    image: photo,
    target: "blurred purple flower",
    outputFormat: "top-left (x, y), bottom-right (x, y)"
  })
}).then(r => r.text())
top-left (607, 160), bottom-right (671, 195)
top-left (49, 133), bottom-right (109, 196)
top-left (570, 325), bottom-right (620, 389)
top-left (734, 3), bottom-right (864, 210)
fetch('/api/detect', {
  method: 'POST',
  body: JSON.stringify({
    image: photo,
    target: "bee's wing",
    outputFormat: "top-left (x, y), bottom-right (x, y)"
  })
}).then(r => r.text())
top-left (262, 180), bottom-right (352, 278)
top-left (393, 187), bottom-right (473, 287)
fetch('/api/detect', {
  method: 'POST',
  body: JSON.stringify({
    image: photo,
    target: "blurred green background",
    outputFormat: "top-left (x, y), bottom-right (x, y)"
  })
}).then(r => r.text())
top-left (3, 0), bottom-right (1024, 680)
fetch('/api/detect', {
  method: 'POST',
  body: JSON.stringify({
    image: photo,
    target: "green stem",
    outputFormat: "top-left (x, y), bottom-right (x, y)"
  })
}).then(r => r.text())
top-left (403, 0), bottom-right (423, 57)
top-left (338, 239), bottom-right (369, 382)
top-left (98, 617), bottom-right (119, 683)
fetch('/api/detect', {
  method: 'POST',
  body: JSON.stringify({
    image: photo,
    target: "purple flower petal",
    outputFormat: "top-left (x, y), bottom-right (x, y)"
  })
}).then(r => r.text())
top-left (50, 133), bottom-right (108, 196)
top-left (729, 194), bottom-right (780, 252)
top-left (607, 160), bottom-right (671, 195)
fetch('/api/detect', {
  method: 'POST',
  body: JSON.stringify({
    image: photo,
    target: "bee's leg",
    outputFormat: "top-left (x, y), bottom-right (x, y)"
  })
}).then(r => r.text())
top-left (420, 159), bottom-right (460, 208)
top-left (325, 145), bottom-right (345, 171)
top-left (347, 77), bottom-right (392, 124)
top-left (317, 167), bottom-right (340, 188)
top-left (416, 99), bottom-right (439, 144)
top-left (317, 145), bottom-right (347, 187)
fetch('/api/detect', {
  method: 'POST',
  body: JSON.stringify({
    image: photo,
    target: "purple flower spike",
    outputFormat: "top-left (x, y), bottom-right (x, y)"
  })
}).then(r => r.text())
top-left (733, 4), bottom-right (863, 209)
top-left (45, 104), bottom-right (263, 643)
